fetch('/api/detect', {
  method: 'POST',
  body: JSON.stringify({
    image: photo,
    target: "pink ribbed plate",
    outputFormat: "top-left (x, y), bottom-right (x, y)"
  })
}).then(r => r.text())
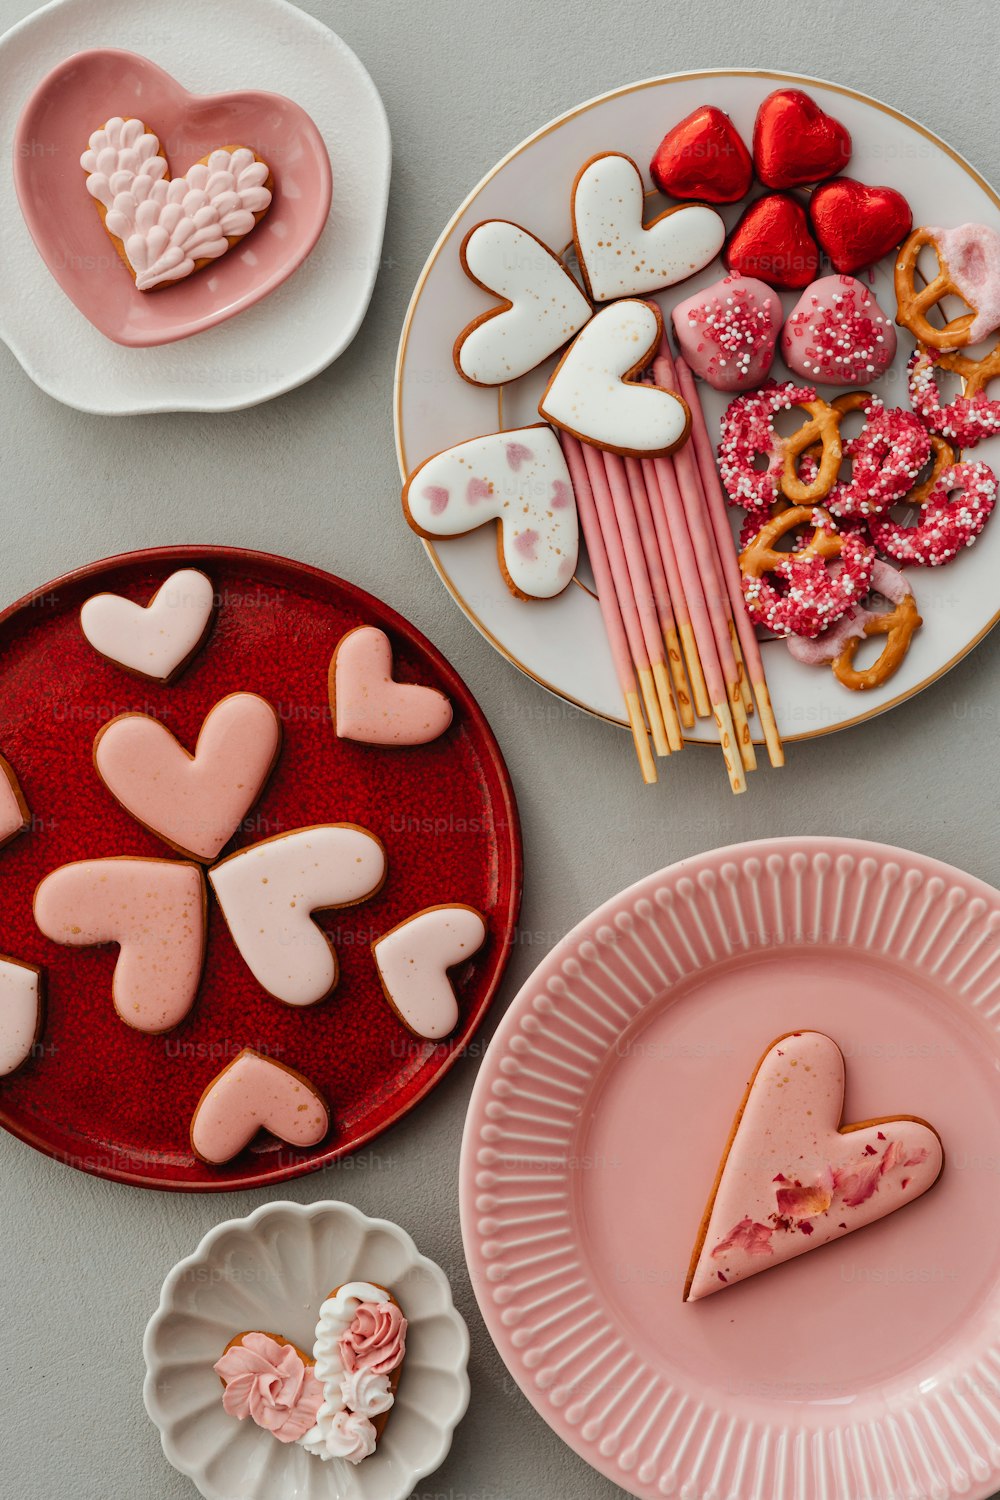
top-left (460, 838), bottom-right (1000, 1500)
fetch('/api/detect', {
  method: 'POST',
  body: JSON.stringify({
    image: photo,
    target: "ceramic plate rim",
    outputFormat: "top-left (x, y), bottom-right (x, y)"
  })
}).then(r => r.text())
top-left (394, 68), bottom-right (1000, 744)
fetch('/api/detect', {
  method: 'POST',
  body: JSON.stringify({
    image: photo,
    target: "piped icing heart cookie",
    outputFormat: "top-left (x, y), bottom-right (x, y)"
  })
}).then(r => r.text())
top-left (215, 1282), bottom-right (407, 1465)
top-left (671, 274), bottom-right (782, 392)
top-left (402, 424), bottom-right (579, 599)
top-left (34, 857), bottom-right (206, 1032)
top-left (191, 1048), bottom-right (329, 1164)
top-left (538, 300), bottom-right (690, 456)
top-left (0, 754), bottom-right (30, 849)
top-left (80, 568), bottom-right (215, 683)
top-left (454, 220), bottom-right (592, 385)
top-left (0, 955), bottom-right (43, 1077)
top-left (685, 1031), bottom-right (943, 1302)
top-left (93, 692), bottom-right (282, 862)
top-left (571, 152), bottom-right (724, 303)
top-left (209, 825), bottom-right (387, 1005)
top-left (781, 275), bottom-right (897, 386)
top-left (330, 627), bottom-right (453, 746)
top-left (373, 904), bottom-right (487, 1039)
top-left (81, 117), bottom-right (273, 291)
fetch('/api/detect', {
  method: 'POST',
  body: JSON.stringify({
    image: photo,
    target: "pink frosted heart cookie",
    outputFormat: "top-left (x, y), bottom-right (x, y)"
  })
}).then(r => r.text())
top-left (671, 274), bottom-right (782, 391)
top-left (209, 825), bottom-right (387, 1006)
top-left (403, 424), bottom-right (579, 600)
top-left (330, 627), bottom-right (452, 746)
top-left (0, 754), bottom-right (30, 849)
top-left (454, 219), bottom-right (592, 385)
top-left (571, 152), bottom-right (724, 302)
top-left (190, 1048), bottom-right (329, 1164)
top-left (373, 904), bottom-right (487, 1039)
top-left (81, 117), bottom-right (273, 291)
top-left (215, 1281), bottom-right (408, 1465)
top-left (0, 955), bottom-right (43, 1076)
top-left (685, 1030), bottom-right (943, 1301)
top-left (781, 275), bottom-right (897, 386)
top-left (93, 692), bottom-right (281, 862)
top-left (34, 857), bottom-right (206, 1032)
top-left (80, 568), bottom-right (215, 683)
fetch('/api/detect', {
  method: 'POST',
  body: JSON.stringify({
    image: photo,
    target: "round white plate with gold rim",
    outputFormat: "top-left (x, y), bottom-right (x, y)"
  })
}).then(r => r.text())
top-left (394, 70), bottom-right (1000, 744)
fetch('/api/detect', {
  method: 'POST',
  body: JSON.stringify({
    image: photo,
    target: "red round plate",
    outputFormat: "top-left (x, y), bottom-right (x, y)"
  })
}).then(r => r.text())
top-left (0, 546), bottom-right (521, 1190)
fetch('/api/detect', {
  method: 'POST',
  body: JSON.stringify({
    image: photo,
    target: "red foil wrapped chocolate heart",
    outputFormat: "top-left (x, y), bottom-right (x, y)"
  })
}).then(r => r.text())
top-left (649, 104), bottom-right (753, 204)
top-left (753, 88), bottom-right (852, 189)
top-left (809, 178), bottom-right (913, 274)
top-left (724, 194), bottom-right (819, 289)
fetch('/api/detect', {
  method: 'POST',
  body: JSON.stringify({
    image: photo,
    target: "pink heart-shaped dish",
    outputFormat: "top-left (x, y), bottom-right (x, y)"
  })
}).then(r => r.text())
top-left (13, 49), bottom-right (332, 346)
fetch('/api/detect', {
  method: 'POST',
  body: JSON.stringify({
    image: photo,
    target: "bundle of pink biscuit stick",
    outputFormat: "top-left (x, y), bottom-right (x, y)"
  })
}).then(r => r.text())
top-left (560, 319), bottom-right (783, 793)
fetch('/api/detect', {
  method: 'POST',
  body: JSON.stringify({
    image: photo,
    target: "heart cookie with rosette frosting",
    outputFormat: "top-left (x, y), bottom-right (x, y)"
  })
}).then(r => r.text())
top-left (685, 1030), bottom-right (943, 1301)
top-left (81, 116), bottom-right (273, 291)
top-left (214, 1280), bottom-right (407, 1466)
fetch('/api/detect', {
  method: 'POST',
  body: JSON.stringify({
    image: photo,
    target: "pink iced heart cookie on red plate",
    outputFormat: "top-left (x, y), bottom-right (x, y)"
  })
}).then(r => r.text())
top-left (781, 274), bottom-right (897, 386)
top-left (373, 904), bottom-right (487, 1039)
top-left (685, 1030), bottom-right (943, 1301)
top-left (214, 1279), bottom-right (407, 1465)
top-left (0, 955), bottom-right (43, 1077)
top-left (331, 627), bottom-right (453, 746)
top-left (80, 568), bottom-right (215, 683)
top-left (672, 274), bottom-right (782, 392)
top-left (209, 825), bottom-right (387, 1006)
top-left (13, 49), bottom-right (331, 347)
top-left (190, 1048), bottom-right (330, 1164)
top-left (0, 754), bottom-right (30, 849)
top-left (93, 692), bottom-right (282, 862)
top-left (34, 857), bottom-right (206, 1032)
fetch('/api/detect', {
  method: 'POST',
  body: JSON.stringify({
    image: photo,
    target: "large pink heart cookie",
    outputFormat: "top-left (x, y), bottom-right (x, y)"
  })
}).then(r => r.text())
top-left (330, 627), bottom-right (453, 746)
top-left (13, 49), bottom-right (331, 346)
top-left (34, 857), bottom-right (206, 1033)
top-left (93, 693), bottom-right (282, 862)
top-left (190, 1048), bottom-right (329, 1164)
top-left (685, 1030), bottom-right (943, 1301)
top-left (209, 825), bottom-right (387, 1006)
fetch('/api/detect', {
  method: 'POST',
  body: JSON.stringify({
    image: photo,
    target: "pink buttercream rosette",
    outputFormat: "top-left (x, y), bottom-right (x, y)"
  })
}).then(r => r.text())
top-left (214, 1332), bottom-right (324, 1443)
top-left (339, 1298), bottom-right (407, 1377)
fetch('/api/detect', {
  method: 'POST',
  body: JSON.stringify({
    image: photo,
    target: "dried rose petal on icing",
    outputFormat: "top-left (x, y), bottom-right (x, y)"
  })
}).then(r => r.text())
top-left (711, 1216), bottom-right (774, 1258)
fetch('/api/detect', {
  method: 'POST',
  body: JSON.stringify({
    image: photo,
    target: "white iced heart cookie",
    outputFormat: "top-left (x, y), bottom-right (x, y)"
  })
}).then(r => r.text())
top-left (34, 857), bottom-right (206, 1033)
top-left (572, 152), bottom-right (725, 302)
top-left (81, 117), bottom-right (273, 291)
top-left (454, 219), bottom-right (592, 385)
top-left (209, 824), bottom-right (387, 1005)
top-left (0, 955), bottom-right (43, 1076)
top-left (539, 300), bottom-right (690, 456)
top-left (373, 904), bottom-right (487, 1039)
top-left (402, 423), bottom-right (579, 599)
top-left (685, 1031), bottom-right (944, 1302)
top-left (80, 568), bottom-right (215, 683)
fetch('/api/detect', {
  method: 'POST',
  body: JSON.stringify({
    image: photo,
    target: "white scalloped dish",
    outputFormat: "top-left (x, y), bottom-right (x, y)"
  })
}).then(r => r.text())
top-left (144, 1201), bottom-right (469, 1500)
top-left (461, 838), bottom-right (1000, 1500)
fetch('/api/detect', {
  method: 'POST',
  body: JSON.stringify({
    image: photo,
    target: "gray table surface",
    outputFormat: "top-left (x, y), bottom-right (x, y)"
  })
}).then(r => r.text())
top-left (2, 1), bottom-right (999, 1496)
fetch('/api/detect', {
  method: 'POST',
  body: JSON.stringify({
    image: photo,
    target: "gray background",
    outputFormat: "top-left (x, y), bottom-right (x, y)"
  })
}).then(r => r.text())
top-left (2, 1), bottom-right (999, 1497)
